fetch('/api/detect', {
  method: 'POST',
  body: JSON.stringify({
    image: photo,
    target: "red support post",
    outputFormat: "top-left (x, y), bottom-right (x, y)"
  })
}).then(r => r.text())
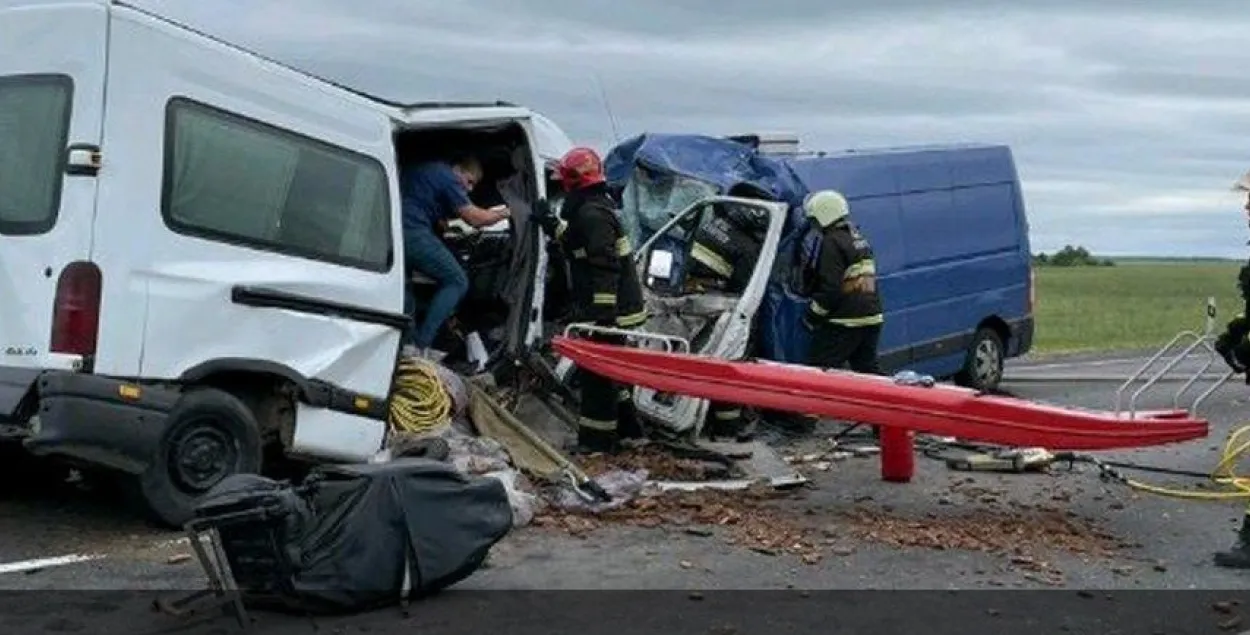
top-left (879, 426), bottom-right (915, 483)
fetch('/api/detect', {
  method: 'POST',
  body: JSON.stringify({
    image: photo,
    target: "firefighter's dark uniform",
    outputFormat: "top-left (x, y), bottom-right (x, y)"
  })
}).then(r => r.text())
top-left (553, 182), bottom-right (649, 452)
top-left (1212, 258), bottom-right (1250, 569)
top-left (686, 203), bottom-right (766, 438)
top-left (688, 204), bottom-right (764, 295)
top-left (804, 218), bottom-right (884, 373)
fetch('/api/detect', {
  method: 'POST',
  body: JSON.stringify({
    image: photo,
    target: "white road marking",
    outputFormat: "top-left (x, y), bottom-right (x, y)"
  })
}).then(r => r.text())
top-left (0, 553), bottom-right (105, 575)
top-left (1016, 357), bottom-right (1149, 371)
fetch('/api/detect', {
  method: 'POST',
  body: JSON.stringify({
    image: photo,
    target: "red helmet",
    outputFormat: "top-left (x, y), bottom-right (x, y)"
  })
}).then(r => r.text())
top-left (554, 146), bottom-right (606, 191)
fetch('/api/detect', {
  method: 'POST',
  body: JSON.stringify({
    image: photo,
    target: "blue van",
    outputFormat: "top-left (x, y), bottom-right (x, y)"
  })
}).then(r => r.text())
top-left (779, 144), bottom-right (1035, 391)
top-left (603, 134), bottom-right (1035, 393)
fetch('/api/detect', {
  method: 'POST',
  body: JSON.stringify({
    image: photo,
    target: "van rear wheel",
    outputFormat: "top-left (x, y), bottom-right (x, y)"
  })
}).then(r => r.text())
top-left (956, 327), bottom-right (1005, 393)
top-left (125, 387), bottom-right (263, 528)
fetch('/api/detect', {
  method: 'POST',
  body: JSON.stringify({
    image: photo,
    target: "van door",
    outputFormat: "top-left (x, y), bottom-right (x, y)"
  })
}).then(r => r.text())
top-left (90, 7), bottom-right (404, 460)
top-left (0, 2), bottom-right (107, 374)
top-left (630, 196), bottom-right (788, 434)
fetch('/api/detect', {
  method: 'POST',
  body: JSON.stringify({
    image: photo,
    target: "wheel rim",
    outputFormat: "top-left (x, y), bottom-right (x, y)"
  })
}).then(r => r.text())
top-left (168, 417), bottom-right (239, 494)
top-left (973, 337), bottom-right (1002, 386)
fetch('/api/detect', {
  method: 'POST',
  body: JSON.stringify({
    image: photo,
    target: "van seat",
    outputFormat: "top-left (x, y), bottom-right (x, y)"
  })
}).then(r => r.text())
top-left (641, 291), bottom-right (740, 349)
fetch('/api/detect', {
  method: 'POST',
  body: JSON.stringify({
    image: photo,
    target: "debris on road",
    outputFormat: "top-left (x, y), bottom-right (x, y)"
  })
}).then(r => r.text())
top-left (1214, 600), bottom-right (1241, 615)
top-left (534, 483), bottom-right (828, 563)
top-left (838, 506), bottom-right (1128, 584)
top-left (579, 446), bottom-right (730, 481)
top-left (545, 469), bottom-right (649, 514)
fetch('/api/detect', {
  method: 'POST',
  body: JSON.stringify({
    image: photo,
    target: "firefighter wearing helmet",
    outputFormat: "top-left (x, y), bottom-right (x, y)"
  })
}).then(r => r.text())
top-left (684, 202), bottom-right (768, 439)
top-left (537, 147), bottom-right (648, 453)
top-left (802, 190), bottom-right (884, 374)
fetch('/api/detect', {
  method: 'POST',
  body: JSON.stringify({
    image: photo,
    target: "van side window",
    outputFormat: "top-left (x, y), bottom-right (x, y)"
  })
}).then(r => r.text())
top-left (162, 98), bottom-right (392, 272)
top-left (0, 75), bottom-right (72, 236)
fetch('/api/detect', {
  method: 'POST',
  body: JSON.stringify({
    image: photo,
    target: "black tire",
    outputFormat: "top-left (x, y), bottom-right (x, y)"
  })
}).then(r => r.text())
top-left (127, 387), bottom-right (263, 528)
top-left (955, 327), bottom-right (1005, 393)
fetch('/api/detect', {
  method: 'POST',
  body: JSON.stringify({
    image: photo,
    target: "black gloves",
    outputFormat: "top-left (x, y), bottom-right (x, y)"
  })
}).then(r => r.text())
top-left (533, 199), bottom-right (561, 239)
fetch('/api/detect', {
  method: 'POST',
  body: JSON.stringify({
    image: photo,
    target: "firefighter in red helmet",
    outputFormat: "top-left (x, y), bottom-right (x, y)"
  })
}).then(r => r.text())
top-left (537, 147), bottom-right (649, 453)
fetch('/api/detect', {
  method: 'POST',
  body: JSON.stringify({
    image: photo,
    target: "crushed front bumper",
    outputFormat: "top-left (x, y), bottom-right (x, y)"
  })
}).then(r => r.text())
top-left (0, 366), bottom-right (177, 474)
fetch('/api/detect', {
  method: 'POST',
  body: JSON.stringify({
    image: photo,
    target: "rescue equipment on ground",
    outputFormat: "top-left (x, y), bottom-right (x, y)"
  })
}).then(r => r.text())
top-left (389, 356), bottom-right (454, 436)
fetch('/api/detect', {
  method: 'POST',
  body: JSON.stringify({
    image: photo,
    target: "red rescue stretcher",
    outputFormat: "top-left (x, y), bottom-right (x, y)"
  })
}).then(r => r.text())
top-left (551, 335), bottom-right (1220, 451)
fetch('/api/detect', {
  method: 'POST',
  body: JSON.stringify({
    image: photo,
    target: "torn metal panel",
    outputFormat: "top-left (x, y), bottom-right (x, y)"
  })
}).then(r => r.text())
top-left (649, 439), bottom-right (807, 492)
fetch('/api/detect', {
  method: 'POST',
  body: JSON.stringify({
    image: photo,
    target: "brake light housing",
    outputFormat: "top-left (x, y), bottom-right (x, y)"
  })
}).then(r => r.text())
top-left (50, 261), bottom-right (103, 360)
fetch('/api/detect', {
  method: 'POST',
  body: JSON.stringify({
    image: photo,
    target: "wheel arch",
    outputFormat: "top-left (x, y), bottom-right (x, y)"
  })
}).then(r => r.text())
top-left (976, 315), bottom-right (1012, 348)
top-left (177, 358), bottom-right (308, 444)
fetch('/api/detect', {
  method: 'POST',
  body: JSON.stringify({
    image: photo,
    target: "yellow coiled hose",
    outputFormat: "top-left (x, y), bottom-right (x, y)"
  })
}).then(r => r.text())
top-left (1113, 424), bottom-right (1250, 501)
top-left (388, 357), bottom-right (453, 435)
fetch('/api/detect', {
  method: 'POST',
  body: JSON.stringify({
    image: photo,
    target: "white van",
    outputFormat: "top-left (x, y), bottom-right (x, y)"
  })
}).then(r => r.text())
top-left (0, 0), bottom-right (560, 526)
top-left (0, 0), bottom-right (797, 527)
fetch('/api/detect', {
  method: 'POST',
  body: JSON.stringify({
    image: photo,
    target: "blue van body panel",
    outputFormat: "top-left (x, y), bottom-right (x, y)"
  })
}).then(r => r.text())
top-left (603, 134), bottom-right (1034, 378)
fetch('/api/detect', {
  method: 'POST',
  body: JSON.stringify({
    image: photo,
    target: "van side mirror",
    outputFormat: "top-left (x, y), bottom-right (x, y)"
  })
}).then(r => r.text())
top-left (647, 249), bottom-right (675, 280)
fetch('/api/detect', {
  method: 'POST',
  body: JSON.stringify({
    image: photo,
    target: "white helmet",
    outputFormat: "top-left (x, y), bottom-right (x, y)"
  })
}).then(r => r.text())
top-left (803, 190), bottom-right (850, 228)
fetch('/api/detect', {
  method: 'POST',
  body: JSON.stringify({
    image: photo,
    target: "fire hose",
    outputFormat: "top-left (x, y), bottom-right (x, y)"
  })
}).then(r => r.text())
top-left (1070, 424), bottom-right (1250, 501)
top-left (916, 424), bottom-right (1250, 501)
top-left (389, 357), bottom-right (453, 435)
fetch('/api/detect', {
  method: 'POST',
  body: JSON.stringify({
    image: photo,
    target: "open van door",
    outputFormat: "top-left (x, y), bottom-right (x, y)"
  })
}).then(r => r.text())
top-left (629, 196), bottom-right (788, 435)
top-left (0, 1), bottom-right (108, 425)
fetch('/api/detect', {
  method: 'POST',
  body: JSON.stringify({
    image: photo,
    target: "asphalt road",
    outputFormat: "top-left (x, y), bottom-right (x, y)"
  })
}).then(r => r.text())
top-left (2, 350), bottom-right (1249, 632)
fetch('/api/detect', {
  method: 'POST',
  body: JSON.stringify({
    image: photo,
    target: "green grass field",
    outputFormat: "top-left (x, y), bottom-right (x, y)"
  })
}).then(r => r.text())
top-left (1033, 262), bottom-right (1243, 354)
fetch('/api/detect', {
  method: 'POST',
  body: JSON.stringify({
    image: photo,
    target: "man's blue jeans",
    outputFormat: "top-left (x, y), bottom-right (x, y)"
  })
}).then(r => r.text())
top-left (403, 227), bottom-right (469, 349)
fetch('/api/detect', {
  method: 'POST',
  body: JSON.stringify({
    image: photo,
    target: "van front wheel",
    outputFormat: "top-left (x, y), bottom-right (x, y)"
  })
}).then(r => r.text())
top-left (125, 387), bottom-right (263, 528)
top-left (956, 328), bottom-right (1005, 393)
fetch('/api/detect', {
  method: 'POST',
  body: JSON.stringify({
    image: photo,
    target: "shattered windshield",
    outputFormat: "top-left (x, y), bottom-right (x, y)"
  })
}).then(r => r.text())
top-left (618, 166), bottom-right (719, 247)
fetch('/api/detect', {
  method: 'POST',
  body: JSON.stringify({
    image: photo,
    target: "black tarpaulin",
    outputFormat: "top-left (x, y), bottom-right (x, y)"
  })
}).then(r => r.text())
top-left (196, 457), bottom-right (513, 615)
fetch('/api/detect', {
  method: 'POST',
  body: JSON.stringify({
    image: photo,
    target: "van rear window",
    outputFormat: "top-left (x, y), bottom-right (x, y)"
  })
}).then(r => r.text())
top-left (0, 75), bottom-right (72, 236)
top-left (161, 98), bottom-right (393, 273)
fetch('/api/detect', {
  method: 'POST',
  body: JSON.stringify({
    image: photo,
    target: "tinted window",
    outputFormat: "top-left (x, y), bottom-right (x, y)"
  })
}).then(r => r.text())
top-left (0, 75), bottom-right (72, 236)
top-left (163, 98), bottom-right (392, 272)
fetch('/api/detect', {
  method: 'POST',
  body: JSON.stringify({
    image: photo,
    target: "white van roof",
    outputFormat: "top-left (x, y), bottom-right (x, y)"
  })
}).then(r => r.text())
top-left (529, 112), bottom-right (575, 163)
top-left (59, 1), bottom-right (540, 127)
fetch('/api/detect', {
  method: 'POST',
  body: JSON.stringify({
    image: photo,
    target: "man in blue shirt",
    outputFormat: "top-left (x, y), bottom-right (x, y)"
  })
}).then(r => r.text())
top-left (400, 155), bottom-right (510, 356)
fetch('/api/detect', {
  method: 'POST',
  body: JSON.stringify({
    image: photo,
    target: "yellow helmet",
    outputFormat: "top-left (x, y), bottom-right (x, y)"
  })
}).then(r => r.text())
top-left (803, 190), bottom-right (850, 227)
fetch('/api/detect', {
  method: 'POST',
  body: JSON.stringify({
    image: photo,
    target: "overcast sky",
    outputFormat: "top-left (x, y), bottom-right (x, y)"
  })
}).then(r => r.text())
top-left (124, 0), bottom-right (1250, 258)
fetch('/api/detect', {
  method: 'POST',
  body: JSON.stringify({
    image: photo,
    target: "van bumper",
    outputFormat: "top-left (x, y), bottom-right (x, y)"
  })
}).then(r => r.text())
top-left (0, 367), bottom-right (178, 475)
top-left (0, 366), bottom-right (42, 422)
top-left (1010, 315), bottom-right (1035, 357)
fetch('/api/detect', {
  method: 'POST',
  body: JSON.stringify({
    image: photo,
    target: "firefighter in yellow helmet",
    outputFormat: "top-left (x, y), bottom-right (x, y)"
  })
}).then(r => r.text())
top-left (802, 190), bottom-right (884, 374)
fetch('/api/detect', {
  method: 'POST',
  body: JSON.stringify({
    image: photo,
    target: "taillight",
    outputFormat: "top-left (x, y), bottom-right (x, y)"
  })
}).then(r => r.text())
top-left (50, 261), bottom-right (103, 357)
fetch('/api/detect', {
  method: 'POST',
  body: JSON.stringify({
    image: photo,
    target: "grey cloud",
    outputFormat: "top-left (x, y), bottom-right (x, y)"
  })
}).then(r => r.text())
top-left (123, 0), bottom-right (1250, 257)
top-left (1095, 70), bottom-right (1250, 101)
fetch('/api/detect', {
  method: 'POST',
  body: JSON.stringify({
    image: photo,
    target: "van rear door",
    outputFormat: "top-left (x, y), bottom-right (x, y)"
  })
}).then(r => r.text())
top-left (0, 1), bottom-right (107, 374)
